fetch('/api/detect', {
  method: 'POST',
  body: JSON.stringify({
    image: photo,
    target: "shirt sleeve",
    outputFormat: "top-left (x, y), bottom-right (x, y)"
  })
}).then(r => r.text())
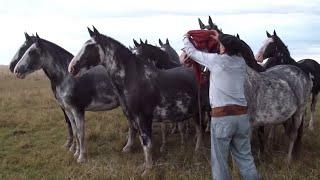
top-left (182, 36), bottom-right (222, 70)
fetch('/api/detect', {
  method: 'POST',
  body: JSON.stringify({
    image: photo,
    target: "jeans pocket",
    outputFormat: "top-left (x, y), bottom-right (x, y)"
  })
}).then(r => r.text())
top-left (213, 120), bottom-right (232, 139)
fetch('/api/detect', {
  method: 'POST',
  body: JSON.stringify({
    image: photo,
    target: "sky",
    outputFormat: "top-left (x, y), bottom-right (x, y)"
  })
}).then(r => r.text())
top-left (1, 0), bottom-right (320, 65)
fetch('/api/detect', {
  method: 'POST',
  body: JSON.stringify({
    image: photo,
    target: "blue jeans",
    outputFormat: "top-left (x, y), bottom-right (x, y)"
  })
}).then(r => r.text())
top-left (211, 114), bottom-right (259, 180)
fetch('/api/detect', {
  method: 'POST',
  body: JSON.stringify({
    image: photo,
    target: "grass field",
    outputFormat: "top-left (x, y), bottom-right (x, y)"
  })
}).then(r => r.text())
top-left (0, 66), bottom-right (320, 179)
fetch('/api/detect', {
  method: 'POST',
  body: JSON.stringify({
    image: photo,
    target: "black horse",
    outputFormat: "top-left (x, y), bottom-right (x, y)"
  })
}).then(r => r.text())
top-left (158, 38), bottom-right (181, 65)
top-left (11, 33), bottom-right (120, 163)
top-left (256, 30), bottom-right (320, 131)
top-left (68, 27), bottom-right (204, 176)
top-left (132, 39), bottom-right (180, 69)
top-left (131, 39), bottom-right (187, 151)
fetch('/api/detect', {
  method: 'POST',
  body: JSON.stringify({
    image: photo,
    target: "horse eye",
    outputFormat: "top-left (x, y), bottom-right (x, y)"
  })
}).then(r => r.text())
top-left (29, 50), bottom-right (38, 56)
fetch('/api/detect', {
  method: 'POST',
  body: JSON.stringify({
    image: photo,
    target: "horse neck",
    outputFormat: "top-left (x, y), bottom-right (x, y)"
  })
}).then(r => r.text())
top-left (241, 44), bottom-right (264, 72)
top-left (142, 46), bottom-right (179, 69)
top-left (41, 43), bottom-right (73, 86)
top-left (275, 47), bottom-right (296, 65)
top-left (165, 46), bottom-right (180, 63)
top-left (103, 45), bottom-right (157, 89)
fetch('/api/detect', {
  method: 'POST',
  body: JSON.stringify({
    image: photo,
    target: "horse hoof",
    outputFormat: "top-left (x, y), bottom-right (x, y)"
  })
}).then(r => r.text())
top-left (64, 139), bottom-right (73, 149)
top-left (308, 125), bottom-right (315, 131)
top-left (160, 146), bottom-right (166, 153)
top-left (171, 128), bottom-right (177, 134)
top-left (69, 145), bottom-right (75, 152)
top-left (77, 156), bottom-right (86, 163)
top-left (122, 146), bottom-right (132, 153)
top-left (141, 168), bottom-right (151, 177)
top-left (74, 150), bottom-right (80, 158)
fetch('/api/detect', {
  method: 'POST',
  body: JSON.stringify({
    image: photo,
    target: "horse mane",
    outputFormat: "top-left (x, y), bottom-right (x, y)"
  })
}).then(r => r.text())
top-left (139, 43), bottom-right (170, 62)
top-left (38, 37), bottom-right (74, 67)
top-left (238, 39), bottom-right (264, 72)
top-left (274, 36), bottom-right (291, 56)
top-left (98, 34), bottom-right (159, 70)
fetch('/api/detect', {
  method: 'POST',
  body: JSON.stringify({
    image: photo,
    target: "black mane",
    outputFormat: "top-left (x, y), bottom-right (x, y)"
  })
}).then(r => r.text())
top-left (39, 38), bottom-right (74, 68)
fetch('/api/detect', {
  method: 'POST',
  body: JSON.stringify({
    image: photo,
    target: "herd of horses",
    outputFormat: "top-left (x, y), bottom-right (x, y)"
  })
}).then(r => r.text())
top-left (8, 16), bottom-right (320, 176)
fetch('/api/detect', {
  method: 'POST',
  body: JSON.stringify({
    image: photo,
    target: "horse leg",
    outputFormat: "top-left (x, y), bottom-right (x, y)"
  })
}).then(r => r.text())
top-left (309, 92), bottom-right (318, 131)
top-left (65, 110), bottom-right (79, 154)
top-left (293, 116), bottom-right (304, 157)
top-left (61, 107), bottom-right (73, 149)
top-left (267, 125), bottom-right (276, 149)
top-left (257, 126), bottom-right (265, 153)
top-left (171, 122), bottom-right (178, 134)
top-left (185, 119), bottom-right (191, 134)
top-left (160, 121), bottom-right (167, 152)
top-left (122, 120), bottom-right (137, 153)
top-left (193, 112), bottom-right (203, 152)
top-left (136, 116), bottom-right (153, 177)
top-left (205, 112), bottom-right (211, 132)
top-left (72, 109), bottom-right (86, 163)
top-left (178, 122), bottom-right (185, 146)
top-left (287, 111), bottom-right (304, 164)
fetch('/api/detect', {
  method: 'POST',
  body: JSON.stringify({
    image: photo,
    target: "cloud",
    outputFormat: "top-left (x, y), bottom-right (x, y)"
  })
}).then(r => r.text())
top-left (1, 0), bottom-right (320, 64)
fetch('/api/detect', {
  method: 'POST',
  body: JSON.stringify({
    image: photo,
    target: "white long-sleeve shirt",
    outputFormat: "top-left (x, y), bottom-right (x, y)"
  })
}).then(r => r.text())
top-left (183, 37), bottom-right (247, 108)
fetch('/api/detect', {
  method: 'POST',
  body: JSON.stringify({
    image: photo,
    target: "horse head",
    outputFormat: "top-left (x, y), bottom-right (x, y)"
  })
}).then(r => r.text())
top-left (198, 16), bottom-right (223, 33)
top-left (9, 32), bottom-right (36, 73)
top-left (13, 33), bottom-right (46, 79)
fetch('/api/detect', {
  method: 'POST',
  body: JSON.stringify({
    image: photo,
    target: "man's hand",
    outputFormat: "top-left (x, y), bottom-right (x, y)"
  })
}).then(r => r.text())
top-left (209, 30), bottom-right (219, 41)
top-left (179, 51), bottom-right (189, 64)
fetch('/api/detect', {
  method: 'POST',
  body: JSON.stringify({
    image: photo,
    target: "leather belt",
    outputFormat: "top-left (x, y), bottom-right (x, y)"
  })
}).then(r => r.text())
top-left (211, 104), bottom-right (247, 117)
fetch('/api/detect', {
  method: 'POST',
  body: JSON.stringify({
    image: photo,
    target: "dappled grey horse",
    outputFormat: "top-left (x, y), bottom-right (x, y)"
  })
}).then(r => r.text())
top-left (256, 30), bottom-right (320, 131)
top-left (68, 27), bottom-right (204, 176)
top-left (11, 33), bottom-right (120, 163)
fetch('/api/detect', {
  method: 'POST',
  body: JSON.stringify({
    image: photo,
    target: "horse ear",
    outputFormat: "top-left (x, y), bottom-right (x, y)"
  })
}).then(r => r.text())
top-left (92, 25), bottom-right (100, 35)
top-left (35, 33), bottom-right (42, 46)
top-left (166, 38), bottom-right (169, 44)
top-left (88, 27), bottom-right (94, 37)
top-left (145, 39), bottom-right (148, 44)
top-left (266, 31), bottom-right (272, 38)
top-left (273, 30), bottom-right (277, 36)
top-left (140, 39), bottom-right (144, 44)
top-left (159, 39), bottom-right (163, 46)
top-left (208, 16), bottom-right (214, 28)
top-left (236, 34), bottom-right (240, 39)
top-left (24, 32), bottom-right (31, 41)
top-left (133, 39), bottom-right (139, 47)
top-left (198, 18), bottom-right (205, 29)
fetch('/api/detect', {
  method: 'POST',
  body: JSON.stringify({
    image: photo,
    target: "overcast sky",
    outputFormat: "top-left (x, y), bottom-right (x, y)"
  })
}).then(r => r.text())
top-left (1, 0), bottom-right (320, 65)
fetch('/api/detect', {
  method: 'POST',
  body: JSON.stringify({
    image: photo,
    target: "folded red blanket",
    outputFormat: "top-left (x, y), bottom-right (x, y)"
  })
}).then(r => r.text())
top-left (184, 30), bottom-right (219, 85)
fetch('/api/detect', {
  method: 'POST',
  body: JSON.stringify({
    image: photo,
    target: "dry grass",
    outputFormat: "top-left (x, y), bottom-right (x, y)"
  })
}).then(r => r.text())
top-left (0, 66), bottom-right (320, 179)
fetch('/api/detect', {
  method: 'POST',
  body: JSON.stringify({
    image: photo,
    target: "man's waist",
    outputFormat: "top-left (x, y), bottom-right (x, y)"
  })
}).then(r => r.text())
top-left (211, 104), bottom-right (247, 117)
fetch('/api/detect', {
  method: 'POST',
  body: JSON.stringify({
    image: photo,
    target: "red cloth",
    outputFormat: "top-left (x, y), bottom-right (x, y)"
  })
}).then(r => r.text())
top-left (184, 30), bottom-right (219, 85)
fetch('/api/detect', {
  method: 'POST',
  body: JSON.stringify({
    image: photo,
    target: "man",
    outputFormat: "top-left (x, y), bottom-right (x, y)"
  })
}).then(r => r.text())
top-left (181, 30), bottom-right (259, 180)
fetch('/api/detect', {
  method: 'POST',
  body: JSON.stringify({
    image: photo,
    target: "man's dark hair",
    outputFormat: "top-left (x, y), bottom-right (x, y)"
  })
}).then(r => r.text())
top-left (218, 34), bottom-right (243, 56)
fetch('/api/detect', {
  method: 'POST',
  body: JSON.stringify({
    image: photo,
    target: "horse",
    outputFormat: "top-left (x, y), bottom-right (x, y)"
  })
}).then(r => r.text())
top-left (12, 33), bottom-right (121, 163)
top-left (235, 34), bottom-right (312, 161)
top-left (132, 40), bottom-right (211, 149)
top-left (134, 39), bottom-right (191, 134)
top-left (68, 27), bottom-right (204, 176)
top-left (9, 33), bottom-right (75, 149)
top-left (158, 38), bottom-right (181, 65)
top-left (132, 39), bottom-right (180, 69)
top-left (198, 16), bottom-right (223, 33)
top-left (132, 39), bottom-right (184, 152)
top-left (256, 30), bottom-right (320, 131)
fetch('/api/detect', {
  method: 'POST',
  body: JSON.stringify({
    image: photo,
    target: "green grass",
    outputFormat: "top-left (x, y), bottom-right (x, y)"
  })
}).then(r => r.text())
top-left (0, 66), bottom-right (320, 179)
